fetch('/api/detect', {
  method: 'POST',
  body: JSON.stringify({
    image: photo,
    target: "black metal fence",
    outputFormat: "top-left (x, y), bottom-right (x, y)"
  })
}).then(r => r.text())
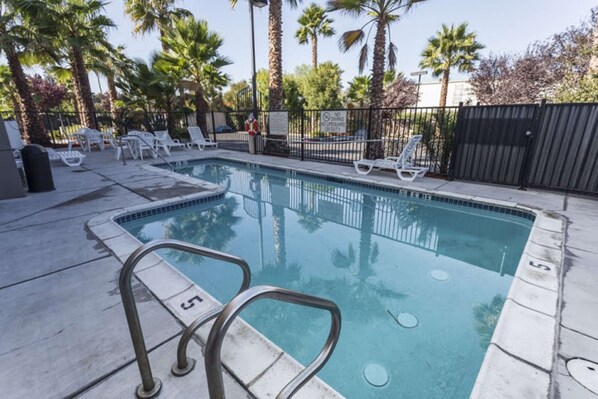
top-left (451, 101), bottom-right (598, 195)
top-left (5, 102), bottom-right (598, 194)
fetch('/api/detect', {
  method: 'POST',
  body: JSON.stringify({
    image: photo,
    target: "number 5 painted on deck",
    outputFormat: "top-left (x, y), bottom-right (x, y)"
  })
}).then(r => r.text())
top-left (180, 295), bottom-right (203, 310)
top-left (529, 260), bottom-right (550, 271)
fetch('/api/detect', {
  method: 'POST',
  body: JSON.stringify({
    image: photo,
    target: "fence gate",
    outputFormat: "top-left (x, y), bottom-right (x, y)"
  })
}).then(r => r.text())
top-left (527, 103), bottom-right (598, 194)
top-left (451, 105), bottom-right (538, 186)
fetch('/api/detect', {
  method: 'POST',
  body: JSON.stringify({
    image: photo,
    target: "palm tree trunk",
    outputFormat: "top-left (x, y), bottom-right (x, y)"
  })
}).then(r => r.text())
top-left (439, 69), bottom-right (450, 108)
top-left (365, 20), bottom-right (386, 159)
top-left (106, 74), bottom-right (119, 129)
top-left (71, 47), bottom-right (97, 129)
top-left (194, 86), bottom-right (209, 136)
top-left (358, 194), bottom-right (375, 276)
top-left (272, 204), bottom-right (286, 268)
top-left (4, 45), bottom-right (49, 146)
top-left (268, 0), bottom-right (283, 111)
top-left (8, 88), bottom-right (27, 141)
top-left (159, 29), bottom-right (169, 52)
top-left (311, 34), bottom-right (318, 68)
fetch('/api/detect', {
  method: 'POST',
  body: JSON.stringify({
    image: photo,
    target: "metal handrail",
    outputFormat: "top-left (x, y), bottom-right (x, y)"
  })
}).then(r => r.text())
top-left (117, 134), bottom-right (175, 170)
top-left (119, 239), bottom-right (252, 399)
top-left (171, 278), bottom-right (251, 375)
top-left (204, 285), bottom-right (342, 399)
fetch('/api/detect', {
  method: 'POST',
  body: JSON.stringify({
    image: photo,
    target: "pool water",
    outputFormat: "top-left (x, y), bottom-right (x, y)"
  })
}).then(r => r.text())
top-left (122, 160), bottom-right (532, 398)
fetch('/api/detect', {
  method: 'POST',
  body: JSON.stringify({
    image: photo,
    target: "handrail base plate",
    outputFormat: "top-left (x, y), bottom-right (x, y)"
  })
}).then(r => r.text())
top-left (171, 358), bottom-right (196, 377)
top-left (136, 378), bottom-right (162, 399)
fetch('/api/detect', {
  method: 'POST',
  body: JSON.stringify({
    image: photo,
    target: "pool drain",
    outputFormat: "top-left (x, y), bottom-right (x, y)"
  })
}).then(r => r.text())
top-left (567, 358), bottom-right (598, 394)
top-left (396, 312), bottom-right (418, 328)
top-left (364, 363), bottom-right (389, 387)
top-left (430, 269), bottom-right (449, 281)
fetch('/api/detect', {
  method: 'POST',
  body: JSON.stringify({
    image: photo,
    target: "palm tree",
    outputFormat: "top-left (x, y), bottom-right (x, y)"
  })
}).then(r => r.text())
top-left (230, 0), bottom-right (301, 110)
top-left (160, 17), bottom-right (231, 135)
top-left (346, 75), bottom-right (370, 107)
top-left (87, 44), bottom-right (131, 128)
top-left (295, 3), bottom-right (335, 68)
top-left (328, 0), bottom-right (426, 158)
top-left (0, 0), bottom-right (49, 145)
top-left (124, 0), bottom-right (191, 51)
top-left (419, 22), bottom-right (484, 107)
top-left (46, 0), bottom-right (115, 129)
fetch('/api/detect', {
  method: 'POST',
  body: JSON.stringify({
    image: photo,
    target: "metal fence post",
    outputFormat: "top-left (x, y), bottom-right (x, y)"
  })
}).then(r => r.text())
top-left (211, 111), bottom-right (217, 142)
top-left (300, 109), bottom-right (305, 161)
top-left (518, 99), bottom-right (546, 190)
top-left (447, 102), bottom-right (464, 181)
top-left (366, 107), bottom-right (373, 141)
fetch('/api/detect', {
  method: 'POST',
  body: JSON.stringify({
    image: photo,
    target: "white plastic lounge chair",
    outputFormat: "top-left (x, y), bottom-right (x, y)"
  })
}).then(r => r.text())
top-left (46, 148), bottom-right (86, 167)
top-left (80, 129), bottom-right (105, 152)
top-left (128, 131), bottom-right (157, 160)
top-left (106, 134), bottom-right (135, 161)
top-left (353, 135), bottom-right (428, 182)
top-left (59, 126), bottom-right (85, 151)
top-left (187, 126), bottom-right (218, 151)
top-left (155, 130), bottom-right (186, 156)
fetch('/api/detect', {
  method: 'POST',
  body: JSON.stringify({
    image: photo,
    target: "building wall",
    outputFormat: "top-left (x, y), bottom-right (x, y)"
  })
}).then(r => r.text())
top-left (416, 80), bottom-right (477, 107)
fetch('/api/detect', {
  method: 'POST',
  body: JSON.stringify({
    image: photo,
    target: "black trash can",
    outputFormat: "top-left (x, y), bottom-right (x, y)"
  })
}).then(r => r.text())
top-left (22, 144), bottom-right (55, 192)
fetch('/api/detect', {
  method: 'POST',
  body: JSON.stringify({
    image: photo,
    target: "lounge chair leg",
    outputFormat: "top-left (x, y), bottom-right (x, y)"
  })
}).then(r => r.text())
top-left (397, 170), bottom-right (417, 182)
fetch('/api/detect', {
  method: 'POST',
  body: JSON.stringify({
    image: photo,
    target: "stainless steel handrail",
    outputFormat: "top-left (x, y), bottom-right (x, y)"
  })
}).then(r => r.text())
top-left (117, 134), bottom-right (175, 170)
top-left (119, 239), bottom-right (252, 398)
top-left (204, 285), bottom-right (342, 399)
top-left (171, 279), bottom-right (251, 375)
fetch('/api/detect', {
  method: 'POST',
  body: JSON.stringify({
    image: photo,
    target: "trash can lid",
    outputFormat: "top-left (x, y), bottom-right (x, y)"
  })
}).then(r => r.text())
top-left (21, 144), bottom-right (47, 155)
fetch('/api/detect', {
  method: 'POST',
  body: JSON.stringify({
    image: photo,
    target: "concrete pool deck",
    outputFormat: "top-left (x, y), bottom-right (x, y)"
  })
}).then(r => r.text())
top-left (0, 147), bottom-right (597, 398)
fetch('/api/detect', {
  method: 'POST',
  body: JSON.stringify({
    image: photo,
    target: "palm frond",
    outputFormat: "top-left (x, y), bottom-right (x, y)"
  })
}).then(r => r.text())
top-left (387, 41), bottom-right (397, 71)
top-left (338, 29), bottom-right (364, 52)
top-left (358, 43), bottom-right (368, 73)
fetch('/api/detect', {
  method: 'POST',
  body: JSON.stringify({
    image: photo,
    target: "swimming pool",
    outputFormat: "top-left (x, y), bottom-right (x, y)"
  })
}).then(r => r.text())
top-left (121, 159), bottom-right (533, 398)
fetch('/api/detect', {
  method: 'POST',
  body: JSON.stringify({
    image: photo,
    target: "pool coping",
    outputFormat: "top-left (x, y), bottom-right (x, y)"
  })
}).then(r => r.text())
top-left (87, 154), bottom-right (564, 399)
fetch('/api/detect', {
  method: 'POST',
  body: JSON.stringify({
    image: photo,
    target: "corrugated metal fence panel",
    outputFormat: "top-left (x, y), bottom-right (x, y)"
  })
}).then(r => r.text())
top-left (528, 103), bottom-right (598, 193)
top-left (453, 105), bottom-right (537, 185)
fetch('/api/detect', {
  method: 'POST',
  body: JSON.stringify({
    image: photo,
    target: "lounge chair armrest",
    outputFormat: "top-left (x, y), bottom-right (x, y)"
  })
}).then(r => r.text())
top-left (386, 157), bottom-right (399, 161)
top-left (172, 139), bottom-right (181, 143)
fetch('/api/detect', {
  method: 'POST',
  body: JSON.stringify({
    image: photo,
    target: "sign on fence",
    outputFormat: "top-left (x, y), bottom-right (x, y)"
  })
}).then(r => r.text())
top-left (320, 110), bottom-right (347, 133)
top-left (269, 111), bottom-right (289, 135)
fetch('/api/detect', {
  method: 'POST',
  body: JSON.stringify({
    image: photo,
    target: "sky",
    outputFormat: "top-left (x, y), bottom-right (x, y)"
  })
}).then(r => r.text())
top-left (91, 0), bottom-right (596, 93)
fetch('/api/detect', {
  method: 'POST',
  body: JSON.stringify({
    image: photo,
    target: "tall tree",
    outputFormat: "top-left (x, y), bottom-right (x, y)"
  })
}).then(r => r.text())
top-left (295, 3), bottom-right (335, 68)
top-left (299, 62), bottom-right (343, 109)
top-left (87, 44), bottom-right (131, 126)
top-left (419, 22), bottom-right (484, 107)
top-left (46, 0), bottom-right (114, 129)
top-left (231, 0), bottom-right (302, 111)
top-left (160, 17), bottom-right (231, 135)
top-left (347, 75), bottom-right (370, 107)
top-left (329, 0), bottom-right (426, 158)
top-left (382, 74), bottom-right (417, 108)
top-left (0, 0), bottom-right (49, 144)
top-left (124, 0), bottom-right (191, 51)
top-left (267, 0), bottom-right (302, 110)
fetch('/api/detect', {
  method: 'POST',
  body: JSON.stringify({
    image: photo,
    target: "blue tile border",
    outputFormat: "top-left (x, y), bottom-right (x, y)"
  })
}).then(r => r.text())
top-left (153, 158), bottom-right (536, 223)
top-left (114, 192), bottom-right (225, 224)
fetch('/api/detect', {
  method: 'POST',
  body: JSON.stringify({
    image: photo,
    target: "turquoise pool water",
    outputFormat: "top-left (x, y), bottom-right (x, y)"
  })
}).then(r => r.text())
top-left (122, 160), bottom-right (532, 398)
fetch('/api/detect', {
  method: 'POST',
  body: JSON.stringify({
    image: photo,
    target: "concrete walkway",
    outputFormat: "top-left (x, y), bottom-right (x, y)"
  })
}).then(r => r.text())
top-left (0, 147), bottom-right (597, 398)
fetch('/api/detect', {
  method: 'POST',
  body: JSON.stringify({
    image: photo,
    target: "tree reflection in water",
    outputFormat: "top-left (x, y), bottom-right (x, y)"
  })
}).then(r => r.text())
top-left (162, 196), bottom-right (241, 264)
top-left (473, 294), bottom-right (505, 349)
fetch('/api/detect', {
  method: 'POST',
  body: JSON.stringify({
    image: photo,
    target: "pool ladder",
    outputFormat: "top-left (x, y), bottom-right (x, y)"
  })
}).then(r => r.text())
top-left (119, 239), bottom-right (342, 399)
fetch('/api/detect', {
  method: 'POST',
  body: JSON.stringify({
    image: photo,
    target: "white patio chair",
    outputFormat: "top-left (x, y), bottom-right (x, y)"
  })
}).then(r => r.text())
top-left (187, 126), bottom-right (218, 151)
top-left (46, 148), bottom-right (86, 167)
top-left (106, 134), bottom-right (136, 161)
top-left (59, 126), bottom-right (85, 151)
top-left (128, 131), bottom-right (157, 160)
top-left (155, 130), bottom-right (186, 156)
top-left (353, 135), bottom-right (429, 182)
top-left (79, 129), bottom-right (105, 152)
